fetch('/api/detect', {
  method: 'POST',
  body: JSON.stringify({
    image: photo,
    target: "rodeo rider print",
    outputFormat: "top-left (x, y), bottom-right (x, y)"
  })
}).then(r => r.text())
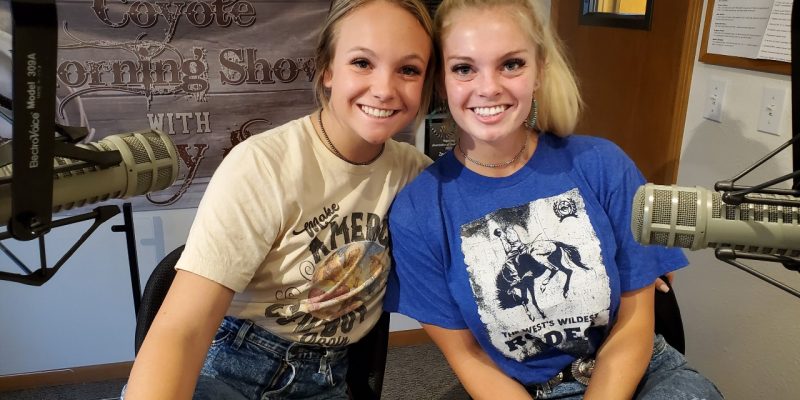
top-left (459, 189), bottom-right (612, 361)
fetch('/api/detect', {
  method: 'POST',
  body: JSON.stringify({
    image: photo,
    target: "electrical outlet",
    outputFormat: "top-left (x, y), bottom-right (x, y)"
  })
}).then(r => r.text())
top-left (757, 87), bottom-right (786, 136)
top-left (703, 78), bottom-right (727, 122)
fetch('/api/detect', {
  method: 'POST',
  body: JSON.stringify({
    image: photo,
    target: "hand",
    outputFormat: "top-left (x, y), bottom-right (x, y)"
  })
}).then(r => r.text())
top-left (655, 272), bottom-right (674, 293)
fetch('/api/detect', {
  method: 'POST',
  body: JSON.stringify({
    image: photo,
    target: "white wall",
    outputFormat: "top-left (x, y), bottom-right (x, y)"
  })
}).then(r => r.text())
top-left (0, 209), bottom-right (193, 374)
top-left (0, 206), bottom-right (421, 375)
top-left (675, 2), bottom-right (800, 399)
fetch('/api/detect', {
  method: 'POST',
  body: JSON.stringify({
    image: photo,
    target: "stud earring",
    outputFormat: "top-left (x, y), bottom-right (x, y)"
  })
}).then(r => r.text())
top-left (523, 98), bottom-right (538, 130)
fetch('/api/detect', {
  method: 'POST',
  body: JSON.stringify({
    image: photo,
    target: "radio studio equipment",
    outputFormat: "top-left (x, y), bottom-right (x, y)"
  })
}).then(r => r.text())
top-left (1, 1), bottom-right (179, 316)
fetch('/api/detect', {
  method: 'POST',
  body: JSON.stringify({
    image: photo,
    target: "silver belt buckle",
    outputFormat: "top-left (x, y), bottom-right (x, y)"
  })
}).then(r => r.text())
top-left (570, 357), bottom-right (595, 385)
top-left (545, 370), bottom-right (563, 388)
top-left (534, 371), bottom-right (563, 397)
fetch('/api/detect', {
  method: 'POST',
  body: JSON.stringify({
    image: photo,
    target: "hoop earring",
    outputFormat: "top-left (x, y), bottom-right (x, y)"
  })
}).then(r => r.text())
top-left (523, 98), bottom-right (538, 130)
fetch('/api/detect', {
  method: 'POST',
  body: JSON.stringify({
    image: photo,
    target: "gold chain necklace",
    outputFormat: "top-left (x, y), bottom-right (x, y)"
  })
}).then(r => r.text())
top-left (318, 110), bottom-right (384, 166)
top-left (457, 135), bottom-right (528, 168)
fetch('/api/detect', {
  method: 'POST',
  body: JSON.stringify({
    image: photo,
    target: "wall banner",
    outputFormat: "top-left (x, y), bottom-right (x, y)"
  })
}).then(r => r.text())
top-left (1, 0), bottom-right (329, 212)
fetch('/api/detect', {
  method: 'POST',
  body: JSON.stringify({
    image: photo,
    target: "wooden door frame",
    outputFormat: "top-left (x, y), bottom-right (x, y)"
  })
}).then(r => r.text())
top-left (551, 0), bottom-right (704, 184)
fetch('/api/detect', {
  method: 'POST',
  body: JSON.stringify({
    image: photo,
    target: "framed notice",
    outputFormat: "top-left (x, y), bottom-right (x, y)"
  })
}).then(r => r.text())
top-left (424, 114), bottom-right (456, 161)
top-left (699, 0), bottom-right (792, 75)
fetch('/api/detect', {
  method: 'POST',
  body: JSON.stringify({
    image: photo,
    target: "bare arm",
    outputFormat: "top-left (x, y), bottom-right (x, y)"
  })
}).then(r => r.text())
top-left (584, 284), bottom-right (655, 400)
top-left (125, 270), bottom-right (235, 400)
top-left (422, 324), bottom-right (533, 400)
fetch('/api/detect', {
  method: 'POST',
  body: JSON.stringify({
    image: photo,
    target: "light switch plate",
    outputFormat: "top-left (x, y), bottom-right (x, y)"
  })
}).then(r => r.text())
top-left (757, 87), bottom-right (786, 136)
top-left (703, 78), bottom-right (727, 122)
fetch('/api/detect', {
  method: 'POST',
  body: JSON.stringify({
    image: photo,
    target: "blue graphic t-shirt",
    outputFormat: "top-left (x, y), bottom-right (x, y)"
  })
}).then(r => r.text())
top-left (384, 133), bottom-right (688, 385)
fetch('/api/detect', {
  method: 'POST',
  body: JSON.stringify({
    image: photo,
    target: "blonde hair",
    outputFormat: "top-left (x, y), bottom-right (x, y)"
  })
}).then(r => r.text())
top-left (313, 0), bottom-right (436, 127)
top-left (434, 0), bottom-right (582, 136)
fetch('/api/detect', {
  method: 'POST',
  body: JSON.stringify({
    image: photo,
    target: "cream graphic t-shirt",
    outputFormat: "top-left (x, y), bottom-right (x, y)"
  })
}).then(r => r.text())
top-left (176, 115), bottom-right (430, 346)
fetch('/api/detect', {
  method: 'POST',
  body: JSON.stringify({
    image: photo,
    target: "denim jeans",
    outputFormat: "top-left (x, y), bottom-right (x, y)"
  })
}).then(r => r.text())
top-left (194, 316), bottom-right (350, 400)
top-left (120, 316), bottom-right (349, 400)
top-left (528, 334), bottom-right (724, 400)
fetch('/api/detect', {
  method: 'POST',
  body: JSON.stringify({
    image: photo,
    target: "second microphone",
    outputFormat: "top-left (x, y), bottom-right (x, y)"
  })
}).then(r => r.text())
top-left (631, 183), bottom-right (800, 256)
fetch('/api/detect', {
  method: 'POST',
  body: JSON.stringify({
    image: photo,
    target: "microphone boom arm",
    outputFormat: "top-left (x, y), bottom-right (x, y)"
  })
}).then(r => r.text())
top-left (715, 248), bottom-right (800, 298)
top-left (0, 205), bottom-right (120, 286)
top-left (715, 133), bottom-right (800, 207)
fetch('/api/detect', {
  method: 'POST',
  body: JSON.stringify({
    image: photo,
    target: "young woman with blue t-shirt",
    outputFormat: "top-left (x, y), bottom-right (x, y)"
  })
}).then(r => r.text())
top-left (384, 1), bottom-right (723, 399)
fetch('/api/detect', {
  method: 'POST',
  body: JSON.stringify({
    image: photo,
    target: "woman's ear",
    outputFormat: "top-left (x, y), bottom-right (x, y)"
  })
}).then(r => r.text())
top-left (322, 67), bottom-right (333, 89)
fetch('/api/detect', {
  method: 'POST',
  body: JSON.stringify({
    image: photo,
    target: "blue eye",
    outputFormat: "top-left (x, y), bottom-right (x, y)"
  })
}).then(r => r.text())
top-left (352, 59), bottom-right (370, 69)
top-left (452, 64), bottom-right (472, 75)
top-left (503, 58), bottom-right (526, 72)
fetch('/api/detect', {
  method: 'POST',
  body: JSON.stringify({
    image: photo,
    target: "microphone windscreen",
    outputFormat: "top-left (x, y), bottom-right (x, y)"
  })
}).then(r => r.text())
top-left (632, 183), bottom-right (800, 255)
top-left (631, 184), bottom-right (707, 249)
top-left (0, 130), bottom-right (179, 223)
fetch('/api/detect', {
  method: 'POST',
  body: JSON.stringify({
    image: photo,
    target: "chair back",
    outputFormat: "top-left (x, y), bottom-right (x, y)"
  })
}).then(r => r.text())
top-left (134, 245), bottom-right (183, 354)
top-left (347, 311), bottom-right (390, 400)
top-left (654, 275), bottom-right (685, 354)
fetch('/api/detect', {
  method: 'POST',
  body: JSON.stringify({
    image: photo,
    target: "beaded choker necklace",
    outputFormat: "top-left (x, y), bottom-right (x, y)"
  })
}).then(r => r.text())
top-left (457, 136), bottom-right (528, 168)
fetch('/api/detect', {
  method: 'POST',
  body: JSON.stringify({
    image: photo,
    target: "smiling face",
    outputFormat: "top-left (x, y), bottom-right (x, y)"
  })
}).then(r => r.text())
top-left (322, 1), bottom-right (431, 146)
top-left (441, 6), bottom-right (541, 144)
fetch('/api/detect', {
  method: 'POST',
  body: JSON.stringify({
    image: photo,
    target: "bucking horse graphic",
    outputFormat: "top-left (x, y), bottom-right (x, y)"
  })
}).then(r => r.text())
top-left (494, 227), bottom-right (589, 320)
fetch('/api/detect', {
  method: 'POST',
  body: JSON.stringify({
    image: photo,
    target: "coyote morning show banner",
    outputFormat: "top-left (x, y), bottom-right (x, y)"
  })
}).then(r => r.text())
top-left (1, 0), bottom-right (329, 211)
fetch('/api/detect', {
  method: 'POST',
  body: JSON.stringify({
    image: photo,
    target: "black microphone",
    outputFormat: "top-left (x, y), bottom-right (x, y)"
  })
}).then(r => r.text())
top-left (631, 183), bottom-right (800, 256)
top-left (0, 130), bottom-right (179, 224)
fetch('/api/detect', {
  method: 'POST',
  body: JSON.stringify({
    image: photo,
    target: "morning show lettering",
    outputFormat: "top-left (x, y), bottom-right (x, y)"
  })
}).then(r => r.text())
top-left (57, 48), bottom-right (209, 96)
top-left (147, 112), bottom-right (211, 135)
top-left (56, 48), bottom-right (312, 103)
top-left (219, 49), bottom-right (315, 84)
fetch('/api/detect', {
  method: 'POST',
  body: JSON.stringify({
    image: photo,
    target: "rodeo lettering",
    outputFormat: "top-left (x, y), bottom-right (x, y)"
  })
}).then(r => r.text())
top-left (502, 320), bottom-right (555, 338)
top-left (91, 0), bottom-right (256, 29)
top-left (504, 327), bottom-right (587, 352)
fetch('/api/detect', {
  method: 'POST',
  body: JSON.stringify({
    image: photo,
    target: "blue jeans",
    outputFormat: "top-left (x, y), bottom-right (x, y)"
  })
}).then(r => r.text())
top-left (194, 316), bottom-right (350, 400)
top-left (528, 335), bottom-right (724, 399)
top-left (120, 317), bottom-right (349, 400)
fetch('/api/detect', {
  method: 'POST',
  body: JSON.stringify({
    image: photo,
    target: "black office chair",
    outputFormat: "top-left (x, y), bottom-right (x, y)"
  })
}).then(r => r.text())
top-left (133, 245), bottom-right (389, 400)
top-left (654, 275), bottom-right (685, 354)
top-left (133, 245), bottom-right (184, 355)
